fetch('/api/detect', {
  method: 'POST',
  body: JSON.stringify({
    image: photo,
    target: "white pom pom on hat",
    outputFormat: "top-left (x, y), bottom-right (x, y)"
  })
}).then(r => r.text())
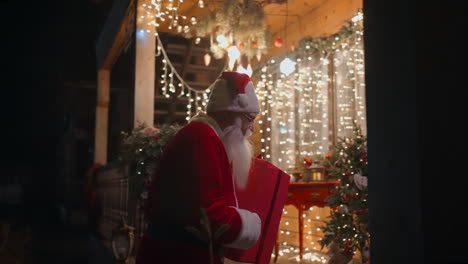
top-left (206, 72), bottom-right (260, 113)
top-left (237, 93), bottom-right (248, 108)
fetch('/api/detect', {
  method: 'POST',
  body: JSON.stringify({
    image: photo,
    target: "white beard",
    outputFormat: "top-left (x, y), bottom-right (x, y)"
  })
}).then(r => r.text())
top-left (221, 117), bottom-right (253, 190)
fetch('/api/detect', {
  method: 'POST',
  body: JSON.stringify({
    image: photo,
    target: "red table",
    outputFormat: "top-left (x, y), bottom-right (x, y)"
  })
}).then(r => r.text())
top-left (274, 182), bottom-right (340, 262)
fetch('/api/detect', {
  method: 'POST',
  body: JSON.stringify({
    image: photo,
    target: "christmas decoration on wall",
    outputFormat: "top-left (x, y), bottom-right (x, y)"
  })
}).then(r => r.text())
top-left (187, 0), bottom-right (271, 72)
top-left (318, 124), bottom-right (370, 263)
top-left (254, 10), bottom-right (366, 174)
top-left (120, 122), bottom-right (181, 206)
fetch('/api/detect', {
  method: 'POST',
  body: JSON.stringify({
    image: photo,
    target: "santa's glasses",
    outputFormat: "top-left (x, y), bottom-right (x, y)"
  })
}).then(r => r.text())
top-left (240, 113), bottom-right (256, 123)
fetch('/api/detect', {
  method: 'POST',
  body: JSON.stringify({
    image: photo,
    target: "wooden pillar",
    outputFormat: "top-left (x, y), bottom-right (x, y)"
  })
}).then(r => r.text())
top-left (133, 0), bottom-right (155, 127)
top-left (94, 69), bottom-right (110, 164)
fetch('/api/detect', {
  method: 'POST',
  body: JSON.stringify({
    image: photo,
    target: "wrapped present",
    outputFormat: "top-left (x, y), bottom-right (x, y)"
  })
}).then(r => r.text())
top-left (226, 158), bottom-right (290, 264)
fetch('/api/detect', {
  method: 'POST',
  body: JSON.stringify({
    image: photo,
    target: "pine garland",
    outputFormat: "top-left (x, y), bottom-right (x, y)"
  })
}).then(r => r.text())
top-left (295, 17), bottom-right (363, 57)
top-left (120, 122), bottom-right (181, 204)
top-left (252, 12), bottom-right (363, 78)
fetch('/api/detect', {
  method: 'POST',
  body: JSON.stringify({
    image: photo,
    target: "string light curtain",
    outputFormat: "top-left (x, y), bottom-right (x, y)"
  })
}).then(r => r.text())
top-left (333, 26), bottom-right (366, 139)
top-left (257, 54), bottom-right (331, 171)
top-left (256, 11), bottom-right (365, 173)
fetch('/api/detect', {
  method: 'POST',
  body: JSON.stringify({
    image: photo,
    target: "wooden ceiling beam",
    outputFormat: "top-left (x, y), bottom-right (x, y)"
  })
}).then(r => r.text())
top-left (96, 0), bottom-right (136, 70)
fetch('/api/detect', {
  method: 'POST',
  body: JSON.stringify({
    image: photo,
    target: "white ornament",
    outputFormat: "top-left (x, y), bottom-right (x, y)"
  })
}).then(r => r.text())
top-left (362, 245), bottom-right (370, 260)
top-left (354, 171), bottom-right (368, 190)
top-left (289, 174), bottom-right (296, 183)
top-left (204, 53), bottom-right (211, 66)
top-left (338, 204), bottom-right (349, 214)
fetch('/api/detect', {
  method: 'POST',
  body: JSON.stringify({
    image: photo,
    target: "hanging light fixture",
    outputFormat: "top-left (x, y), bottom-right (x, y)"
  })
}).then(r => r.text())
top-left (256, 50), bottom-right (262, 61)
top-left (279, 1), bottom-right (295, 76)
top-left (227, 45), bottom-right (241, 70)
top-left (280, 57), bottom-right (296, 76)
top-left (236, 63), bottom-right (253, 77)
top-left (246, 64), bottom-right (253, 77)
top-left (237, 64), bottom-right (247, 74)
top-left (216, 34), bottom-right (228, 48)
top-left (204, 53), bottom-right (212, 66)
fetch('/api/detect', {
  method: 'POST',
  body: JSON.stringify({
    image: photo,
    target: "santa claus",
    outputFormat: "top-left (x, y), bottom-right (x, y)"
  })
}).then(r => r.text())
top-left (136, 72), bottom-right (261, 264)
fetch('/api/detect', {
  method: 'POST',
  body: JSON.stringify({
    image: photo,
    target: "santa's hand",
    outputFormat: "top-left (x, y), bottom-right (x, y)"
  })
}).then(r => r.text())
top-left (223, 207), bottom-right (261, 249)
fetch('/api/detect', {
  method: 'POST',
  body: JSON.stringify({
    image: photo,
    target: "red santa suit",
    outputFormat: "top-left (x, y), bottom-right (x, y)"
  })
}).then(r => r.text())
top-left (136, 116), bottom-right (261, 264)
top-left (136, 72), bottom-right (261, 264)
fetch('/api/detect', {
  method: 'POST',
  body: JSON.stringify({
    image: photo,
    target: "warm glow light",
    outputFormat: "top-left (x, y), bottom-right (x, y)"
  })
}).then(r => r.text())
top-left (352, 11), bottom-right (363, 22)
top-left (246, 64), bottom-right (253, 76)
top-left (204, 53), bottom-right (211, 66)
top-left (198, 0), bottom-right (204, 8)
top-left (227, 45), bottom-right (240, 70)
top-left (280, 57), bottom-right (296, 75)
top-left (236, 64), bottom-right (253, 77)
top-left (216, 35), bottom-right (228, 47)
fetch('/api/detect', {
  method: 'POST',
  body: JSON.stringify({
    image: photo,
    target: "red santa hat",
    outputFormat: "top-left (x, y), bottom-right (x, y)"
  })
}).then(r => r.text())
top-left (206, 72), bottom-right (260, 113)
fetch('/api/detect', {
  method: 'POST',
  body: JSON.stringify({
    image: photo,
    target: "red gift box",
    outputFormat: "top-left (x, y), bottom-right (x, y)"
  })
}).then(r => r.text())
top-left (226, 158), bottom-right (290, 264)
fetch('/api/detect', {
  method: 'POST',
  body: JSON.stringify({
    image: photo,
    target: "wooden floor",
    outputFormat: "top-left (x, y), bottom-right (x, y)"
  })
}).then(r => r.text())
top-left (225, 251), bottom-right (362, 264)
top-left (224, 250), bottom-right (331, 264)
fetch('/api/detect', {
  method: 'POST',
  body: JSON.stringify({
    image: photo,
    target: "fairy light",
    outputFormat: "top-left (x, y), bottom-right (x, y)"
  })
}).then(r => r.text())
top-left (258, 13), bottom-right (366, 173)
top-left (138, 1), bottom-right (214, 121)
top-left (138, 0), bottom-right (201, 33)
top-left (333, 14), bottom-right (366, 138)
top-left (256, 12), bottom-right (365, 261)
top-left (154, 34), bottom-right (223, 121)
top-left (197, 0), bottom-right (204, 8)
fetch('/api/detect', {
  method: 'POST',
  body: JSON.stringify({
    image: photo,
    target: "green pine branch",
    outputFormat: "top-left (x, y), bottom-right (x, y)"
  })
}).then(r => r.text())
top-left (319, 123), bottom-right (369, 258)
top-left (185, 208), bottom-right (231, 264)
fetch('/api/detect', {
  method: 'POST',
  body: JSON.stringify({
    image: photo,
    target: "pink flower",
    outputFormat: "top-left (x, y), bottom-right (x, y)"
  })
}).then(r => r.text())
top-left (142, 126), bottom-right (160, 137)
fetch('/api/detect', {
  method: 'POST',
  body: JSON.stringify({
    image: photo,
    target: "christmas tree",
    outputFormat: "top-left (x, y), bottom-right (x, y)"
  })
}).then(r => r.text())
top-left (319, 125), bottom-right (370, 263)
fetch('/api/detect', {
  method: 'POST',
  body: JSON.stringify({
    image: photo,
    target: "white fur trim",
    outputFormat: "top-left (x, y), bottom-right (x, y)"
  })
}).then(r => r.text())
top-left (238, 94), bottom-right (248, 107)
top-left (207, 81), bottom-right (260, 113)
top-left (223, 207), bottom-right (261, 249)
